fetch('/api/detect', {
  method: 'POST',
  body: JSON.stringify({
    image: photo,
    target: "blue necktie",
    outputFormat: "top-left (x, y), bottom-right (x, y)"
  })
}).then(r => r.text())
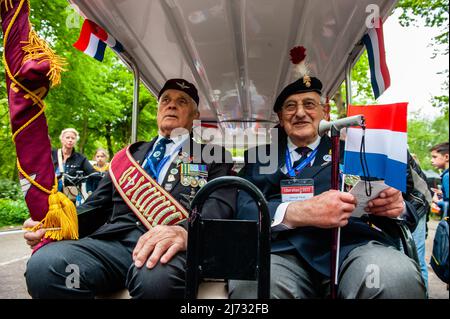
top-left (144, 138), bottom-right (172, 178)
top-left (293, 146), bottom-right (311, 168)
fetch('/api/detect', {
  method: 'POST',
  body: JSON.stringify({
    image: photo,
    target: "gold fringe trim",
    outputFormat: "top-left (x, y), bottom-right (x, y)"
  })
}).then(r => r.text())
top-left (0, 0), bottom-right (14, 12)
top-left (30, 191), bottom-right (79, 241)
top-left (21, 29), bottom-right (67, 87)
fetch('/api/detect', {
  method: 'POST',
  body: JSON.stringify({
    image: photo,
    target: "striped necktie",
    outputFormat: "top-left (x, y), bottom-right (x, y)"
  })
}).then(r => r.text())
top-left (144, 137), bottom-right (173, 178)
top-left (293, 146), bottom-right (312, 168)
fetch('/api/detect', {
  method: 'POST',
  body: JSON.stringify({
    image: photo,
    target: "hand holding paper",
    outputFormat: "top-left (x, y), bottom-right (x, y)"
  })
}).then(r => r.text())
top-left (350, 180), bottom-right (405, 218)
top-left (349, 180), bottom-right (389, 217)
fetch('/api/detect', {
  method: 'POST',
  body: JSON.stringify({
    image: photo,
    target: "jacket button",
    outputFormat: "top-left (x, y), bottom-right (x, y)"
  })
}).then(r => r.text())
top-left (136, 221), bottom-right (141, 226)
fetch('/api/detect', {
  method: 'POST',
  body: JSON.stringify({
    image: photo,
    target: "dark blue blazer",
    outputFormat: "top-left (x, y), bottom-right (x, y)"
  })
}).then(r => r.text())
top-left (237, 131), bottom-right (414, 277)
top-left (77, 137), bottom-right (235, 238)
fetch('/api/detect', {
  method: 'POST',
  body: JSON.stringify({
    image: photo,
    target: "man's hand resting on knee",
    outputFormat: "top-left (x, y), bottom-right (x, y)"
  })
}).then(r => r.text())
top-left (132, 225), bottom-right (187, 269)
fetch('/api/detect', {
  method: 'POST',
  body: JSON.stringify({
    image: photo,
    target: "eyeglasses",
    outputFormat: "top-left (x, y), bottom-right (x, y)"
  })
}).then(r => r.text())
top-left (281, 100), bottom-right (321, 114)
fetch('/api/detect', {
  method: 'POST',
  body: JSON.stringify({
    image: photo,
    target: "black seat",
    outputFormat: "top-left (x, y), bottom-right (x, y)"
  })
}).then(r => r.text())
top-left (185, 176), bottom-right (271, 299)
top-left (367, 215), bottom-right (420, 264)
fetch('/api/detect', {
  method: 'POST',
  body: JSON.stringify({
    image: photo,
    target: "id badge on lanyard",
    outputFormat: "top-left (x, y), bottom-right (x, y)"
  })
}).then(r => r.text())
top-left (280, 178), bottom-right (314, 202)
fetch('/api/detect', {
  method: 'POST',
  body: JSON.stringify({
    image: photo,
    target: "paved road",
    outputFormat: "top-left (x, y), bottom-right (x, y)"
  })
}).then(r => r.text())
top-left (0, 220), bottom-right (448, 299)
top-left (0, 229), bottom-right (31, 299)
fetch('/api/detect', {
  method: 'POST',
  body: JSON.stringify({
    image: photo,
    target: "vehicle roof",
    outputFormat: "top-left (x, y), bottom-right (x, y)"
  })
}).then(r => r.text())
top-left (68, 0), bottom-right (397, 133)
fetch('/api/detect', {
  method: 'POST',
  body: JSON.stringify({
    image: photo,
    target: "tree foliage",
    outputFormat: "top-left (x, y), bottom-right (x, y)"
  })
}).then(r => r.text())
top-left (398, 0), bottom-right (449, 116)
top-left (0, 0), bottom-right (158, 180)
top-left (408, 111), bottom-right (449, 170)
top-left (332, 0), bottom-right (449, 170)
top-left (397, 0), bottom-right (449, 53)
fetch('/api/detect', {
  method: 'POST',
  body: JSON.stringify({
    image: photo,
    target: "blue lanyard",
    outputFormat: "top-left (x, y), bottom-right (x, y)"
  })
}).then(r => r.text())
top-left (145, 143), bottom-right (183, 179)
top-left (285, 146), bottom-right (319, 177)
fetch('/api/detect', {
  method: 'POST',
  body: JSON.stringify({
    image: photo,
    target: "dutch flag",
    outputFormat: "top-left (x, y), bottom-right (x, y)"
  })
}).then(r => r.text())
top-left (362, 17), bottom-right (391, 99)
top-left (343, 103), bottom-right (408, 192)
top-left (73, 19), bottom-right (123, 62)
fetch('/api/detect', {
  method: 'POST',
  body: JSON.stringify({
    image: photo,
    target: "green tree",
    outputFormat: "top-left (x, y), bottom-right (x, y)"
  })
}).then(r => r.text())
top-left (408, 111), bottom-right (449, 170)
top-left (0, 0), bottom-right (159, 180)
top-left (398, 0), bottom-right (449, 116)
top-left (332, 1), bottom-right (449, 170)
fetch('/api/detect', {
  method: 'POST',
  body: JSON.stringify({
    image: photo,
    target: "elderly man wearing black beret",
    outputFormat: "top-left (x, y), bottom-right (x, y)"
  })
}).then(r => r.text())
top-left (23, 79), bottom-right (235, 299)
top-left (230, 75), bottom-right (426, 299)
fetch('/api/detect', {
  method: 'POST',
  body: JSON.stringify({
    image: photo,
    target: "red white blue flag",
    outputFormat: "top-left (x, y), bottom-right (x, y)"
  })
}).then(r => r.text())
top-left (73, 19), bottom-right (123, 62)
top-left (362, 17), bottom-right (391, 99)
top-left (343, 103), bottom-right (408, 192)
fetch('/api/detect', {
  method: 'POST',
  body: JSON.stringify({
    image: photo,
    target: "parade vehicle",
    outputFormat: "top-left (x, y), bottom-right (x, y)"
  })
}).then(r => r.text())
top-left (66, 0), bottom-right (418, 298)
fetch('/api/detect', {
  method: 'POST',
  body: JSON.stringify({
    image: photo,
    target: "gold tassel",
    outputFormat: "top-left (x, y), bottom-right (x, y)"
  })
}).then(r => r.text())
top-left (31, 192), bottom-right (79, 241)
top-left (21, 29), bottom-right (66, 87)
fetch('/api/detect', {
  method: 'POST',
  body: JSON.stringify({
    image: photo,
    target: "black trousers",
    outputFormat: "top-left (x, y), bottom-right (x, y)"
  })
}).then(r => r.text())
top-left (25, 228), bottom-right (186, 299)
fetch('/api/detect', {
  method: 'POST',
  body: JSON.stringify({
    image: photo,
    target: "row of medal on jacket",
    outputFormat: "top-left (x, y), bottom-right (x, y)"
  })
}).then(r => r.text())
top-left (167, 162), bottom-right (208, 188)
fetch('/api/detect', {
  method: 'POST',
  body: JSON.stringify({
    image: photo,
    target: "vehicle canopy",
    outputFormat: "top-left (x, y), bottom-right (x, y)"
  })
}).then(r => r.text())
top-left (68, 0), bottom-right (397, 146)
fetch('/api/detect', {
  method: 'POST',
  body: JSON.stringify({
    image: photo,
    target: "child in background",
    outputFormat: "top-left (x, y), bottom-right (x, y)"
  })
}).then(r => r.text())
top-left (93, 148), bottom-right (110, 172)
top-left (430, 142), bottom-right (449, 218)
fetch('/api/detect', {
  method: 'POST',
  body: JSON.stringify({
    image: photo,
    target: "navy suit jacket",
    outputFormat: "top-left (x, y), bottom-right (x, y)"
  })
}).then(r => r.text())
top-left (237, 130), bottom-right (415, 277)
top-left (77, 137), bottom-right (235, 238)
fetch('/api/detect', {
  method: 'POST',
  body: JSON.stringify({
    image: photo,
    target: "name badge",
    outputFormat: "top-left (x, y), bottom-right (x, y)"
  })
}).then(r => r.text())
top-left (280, 178), bottom-right (314, 202)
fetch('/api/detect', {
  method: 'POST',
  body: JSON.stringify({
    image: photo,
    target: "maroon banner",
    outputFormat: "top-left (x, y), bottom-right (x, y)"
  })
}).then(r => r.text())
top-left (1, 0), bottom-right (76, 241)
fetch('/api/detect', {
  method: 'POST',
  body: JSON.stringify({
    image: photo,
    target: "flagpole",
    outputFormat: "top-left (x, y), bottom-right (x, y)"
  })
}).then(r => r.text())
top-left (330, 125), bottom-right (341, 299)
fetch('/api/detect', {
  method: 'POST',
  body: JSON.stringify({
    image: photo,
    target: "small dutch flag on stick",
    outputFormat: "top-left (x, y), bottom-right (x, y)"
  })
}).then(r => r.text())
top-left (73, 19), bottom-right (124, 62)
top-left (362, 17), bottom-right (391, 99)
top-left (343, 102), bottom-right (408, 192)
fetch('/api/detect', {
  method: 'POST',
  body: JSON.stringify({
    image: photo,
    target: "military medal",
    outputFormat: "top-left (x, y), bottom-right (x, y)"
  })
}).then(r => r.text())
top-left (180, 163), bottom-right (209, 188)
top-left (198, 178), bottom-right (207, 188)
top-left (181, 176), bottom-right (191, 186)
top-left (190, 178), bottom-right (199, 188)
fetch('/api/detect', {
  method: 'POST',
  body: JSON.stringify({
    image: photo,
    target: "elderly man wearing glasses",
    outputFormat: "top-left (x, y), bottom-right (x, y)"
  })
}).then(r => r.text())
top-left (230, 75), bottom-right (426, 299)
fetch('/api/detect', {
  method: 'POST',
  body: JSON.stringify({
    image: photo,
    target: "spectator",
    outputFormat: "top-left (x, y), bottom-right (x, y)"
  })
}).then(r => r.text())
top-left (88, 148), bottom-right (110, 192)
top-left (52, 128), bottom-right (95, 201)
top-left (430, 142), bottom-right (449, 218)
top-left (92, 148), bottom-right (110, 172)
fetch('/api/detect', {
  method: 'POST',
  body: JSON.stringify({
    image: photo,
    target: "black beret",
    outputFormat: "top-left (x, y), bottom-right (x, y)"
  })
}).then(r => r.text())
top-left (273, 76), bottom-right (322, 112)
top-left (158, 78), bottom-right (199, 106)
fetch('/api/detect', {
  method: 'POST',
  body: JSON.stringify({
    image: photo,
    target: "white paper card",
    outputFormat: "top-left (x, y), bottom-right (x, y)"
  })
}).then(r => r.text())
top-left (349, 180), bottom-right (390, 217)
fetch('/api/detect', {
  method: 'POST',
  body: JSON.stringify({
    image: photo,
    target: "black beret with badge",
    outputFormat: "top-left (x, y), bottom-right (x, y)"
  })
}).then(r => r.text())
top-left (273, 46), bottom-right (323, 112)
top-left (158, 78), bottom-right (200, 106)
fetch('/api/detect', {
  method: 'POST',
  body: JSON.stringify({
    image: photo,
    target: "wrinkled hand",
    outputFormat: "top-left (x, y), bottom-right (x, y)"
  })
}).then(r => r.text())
top-left (365, 187), bottom-right (404, 218)
top-left (132, 225), bottom-right (187, 269)
top-left (284, 190), bottom-right (357, 228)
top-left (23, 218), bottom-right (46, 249)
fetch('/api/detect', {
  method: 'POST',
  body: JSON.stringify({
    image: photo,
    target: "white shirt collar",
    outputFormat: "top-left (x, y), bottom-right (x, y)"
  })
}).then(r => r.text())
top-left (287, 135), bottom-right (321, 155)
